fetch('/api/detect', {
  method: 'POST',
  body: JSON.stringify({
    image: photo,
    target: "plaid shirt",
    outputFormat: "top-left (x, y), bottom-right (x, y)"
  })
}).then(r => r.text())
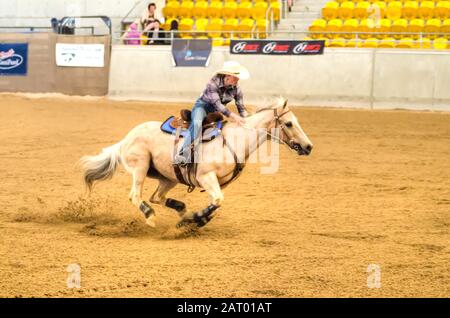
top-left (200, 74), bottom-right (247, 117)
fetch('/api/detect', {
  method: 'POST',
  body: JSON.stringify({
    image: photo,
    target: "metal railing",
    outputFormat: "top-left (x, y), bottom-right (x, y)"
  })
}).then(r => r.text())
top-left (115, 28), bottom-right (450, 48)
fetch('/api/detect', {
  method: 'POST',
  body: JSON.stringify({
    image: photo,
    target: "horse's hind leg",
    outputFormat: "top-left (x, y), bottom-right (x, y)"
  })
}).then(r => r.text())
top-left (125, 152), bottom-right (156, 227)
top-left (177, 171), bottom-right (223, 228)
top-left (149, 178), bottom-right (187, 216)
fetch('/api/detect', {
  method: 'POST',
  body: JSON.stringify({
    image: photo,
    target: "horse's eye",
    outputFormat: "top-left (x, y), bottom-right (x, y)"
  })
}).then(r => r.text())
top-left (285, 121), bottom-right (293, 128)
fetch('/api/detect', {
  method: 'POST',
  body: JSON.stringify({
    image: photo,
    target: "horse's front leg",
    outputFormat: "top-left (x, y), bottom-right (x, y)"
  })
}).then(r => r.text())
top-left (177, 171), bottom-right (223, 228)
top-left (149, 178), bottom-right (187, 216)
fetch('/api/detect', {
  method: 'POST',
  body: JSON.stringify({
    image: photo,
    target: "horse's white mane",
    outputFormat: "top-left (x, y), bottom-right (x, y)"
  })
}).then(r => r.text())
top-left (253, 96), bottom-right (287, 113)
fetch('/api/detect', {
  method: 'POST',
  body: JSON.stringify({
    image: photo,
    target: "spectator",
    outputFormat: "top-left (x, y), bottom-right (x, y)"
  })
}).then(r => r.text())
top-left (140, 2), bottom-right (162, 44)
top-left (121, 22), bottom-right (141, 45)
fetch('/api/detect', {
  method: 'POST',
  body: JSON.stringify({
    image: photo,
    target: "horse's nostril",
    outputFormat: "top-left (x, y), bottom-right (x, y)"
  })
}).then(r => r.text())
top-left (306, 144), bottom-right (313, 152)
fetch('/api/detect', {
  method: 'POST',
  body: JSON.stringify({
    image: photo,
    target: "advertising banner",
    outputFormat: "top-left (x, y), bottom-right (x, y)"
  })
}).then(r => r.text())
top-left (230, 40), bottom-right (325, 55)
top-left (0, 43), bottom-right (28, 76)
top-left (56, 43), bottom-right (105, 67)
top-left (172, 39), bottom-right (212, 67)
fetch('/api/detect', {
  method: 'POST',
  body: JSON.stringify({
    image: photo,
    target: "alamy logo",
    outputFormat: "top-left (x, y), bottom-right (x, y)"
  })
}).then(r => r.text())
top-left (0, 49), bottom-right (24, 70)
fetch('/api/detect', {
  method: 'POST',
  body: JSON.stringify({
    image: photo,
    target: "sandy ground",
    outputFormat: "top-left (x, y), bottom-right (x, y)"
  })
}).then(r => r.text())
top-left (0, 94), bottom-right (449, 298)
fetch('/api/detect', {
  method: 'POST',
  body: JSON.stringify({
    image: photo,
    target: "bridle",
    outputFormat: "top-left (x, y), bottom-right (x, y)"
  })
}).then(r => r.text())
top-left (251, 106), bottom-right (303, 155)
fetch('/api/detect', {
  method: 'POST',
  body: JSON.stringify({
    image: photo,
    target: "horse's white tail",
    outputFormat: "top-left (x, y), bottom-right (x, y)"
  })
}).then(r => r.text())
top-left (78, 142), bottom-right (122, 192)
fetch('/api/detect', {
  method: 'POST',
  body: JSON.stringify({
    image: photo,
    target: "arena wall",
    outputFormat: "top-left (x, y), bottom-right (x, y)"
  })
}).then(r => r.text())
top-left (108, 46), bottom-right (450, 111)
top-left (0, 33), bottom-right (110, 95)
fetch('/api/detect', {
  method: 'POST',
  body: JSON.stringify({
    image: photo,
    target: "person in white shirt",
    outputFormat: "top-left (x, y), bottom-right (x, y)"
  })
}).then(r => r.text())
top-left (140, 2), bottom-right (163, 44)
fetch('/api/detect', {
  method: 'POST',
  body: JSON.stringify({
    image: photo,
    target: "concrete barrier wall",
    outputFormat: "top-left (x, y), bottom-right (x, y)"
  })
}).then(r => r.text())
top-left (108, 46), bottom-right (450, 111)
top-left (0, 33), bottom-right (110, 95)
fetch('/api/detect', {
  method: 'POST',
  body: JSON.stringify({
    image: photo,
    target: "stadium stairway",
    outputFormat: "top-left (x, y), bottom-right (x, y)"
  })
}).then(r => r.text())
top-left (275, 0), bottom-right (329, 37)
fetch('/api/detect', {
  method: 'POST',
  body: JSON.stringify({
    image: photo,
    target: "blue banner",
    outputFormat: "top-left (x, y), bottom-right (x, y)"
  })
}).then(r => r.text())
top-left (0, 43), bottom-right (28, 76)
top-left (172, 39), bottom-right (212, 67)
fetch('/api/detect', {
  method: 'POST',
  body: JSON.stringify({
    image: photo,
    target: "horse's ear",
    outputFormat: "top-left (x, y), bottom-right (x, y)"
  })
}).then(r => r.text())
top-left (283, 99), bottom-right (288, 109)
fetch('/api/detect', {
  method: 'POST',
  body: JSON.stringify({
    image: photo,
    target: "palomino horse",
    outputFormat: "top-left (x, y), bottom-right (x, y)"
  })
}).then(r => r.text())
top-left (78, 98), bottom-right (313, 229)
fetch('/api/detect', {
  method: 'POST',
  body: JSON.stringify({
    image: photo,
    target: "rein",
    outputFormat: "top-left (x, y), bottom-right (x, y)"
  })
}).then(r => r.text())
top-left (244, 107), bottom-right (299, 155)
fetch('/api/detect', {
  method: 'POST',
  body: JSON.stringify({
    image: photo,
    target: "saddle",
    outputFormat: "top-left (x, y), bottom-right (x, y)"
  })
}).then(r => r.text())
top-left (160, 109), bottom-right (224, 142)
top-left (170, 109), bottom-right (224, 130)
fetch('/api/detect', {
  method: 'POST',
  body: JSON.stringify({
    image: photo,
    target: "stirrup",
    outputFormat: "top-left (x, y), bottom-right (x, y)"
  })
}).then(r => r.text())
top-left (173, 154), bottom-right (188, 167)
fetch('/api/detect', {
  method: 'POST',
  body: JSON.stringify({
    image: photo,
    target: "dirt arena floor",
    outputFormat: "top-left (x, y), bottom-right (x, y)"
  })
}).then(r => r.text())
top-left (0, 94), bottom-right (449, 298)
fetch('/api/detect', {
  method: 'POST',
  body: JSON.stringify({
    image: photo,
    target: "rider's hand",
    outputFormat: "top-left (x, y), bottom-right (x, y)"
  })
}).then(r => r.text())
top-left (230, 113), bottom-right (246, 126)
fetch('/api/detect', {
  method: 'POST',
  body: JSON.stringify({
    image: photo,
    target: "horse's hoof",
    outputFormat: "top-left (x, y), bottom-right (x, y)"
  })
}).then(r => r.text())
top-left (146, 215), bottom-right (156, 228)
top-left (176, 219), bottom-right (195, 229)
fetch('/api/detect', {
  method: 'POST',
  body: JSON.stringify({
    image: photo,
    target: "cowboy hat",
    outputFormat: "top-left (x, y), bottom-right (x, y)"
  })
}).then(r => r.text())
top-left (215, 61), bottom-right (250, 80)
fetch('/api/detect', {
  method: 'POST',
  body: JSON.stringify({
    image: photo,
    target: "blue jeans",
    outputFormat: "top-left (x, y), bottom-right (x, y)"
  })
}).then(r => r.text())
top-left (180, 98), bottom-right (208, 160)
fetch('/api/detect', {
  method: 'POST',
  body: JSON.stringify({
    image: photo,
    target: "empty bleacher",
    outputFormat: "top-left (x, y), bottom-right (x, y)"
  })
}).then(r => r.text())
top-left (158, 0), bottom-right (281, 45)
top-left (308, 0), bottom-right (450, 49)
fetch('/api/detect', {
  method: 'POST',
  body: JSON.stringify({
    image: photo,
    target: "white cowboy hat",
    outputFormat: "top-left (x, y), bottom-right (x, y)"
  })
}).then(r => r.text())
top-left (215, 61), bottom-right (250, 80)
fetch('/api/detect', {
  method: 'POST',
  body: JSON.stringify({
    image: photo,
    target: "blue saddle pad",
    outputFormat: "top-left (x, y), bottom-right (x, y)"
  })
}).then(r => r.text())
top-left (160, 116), bottom-right (223, 142)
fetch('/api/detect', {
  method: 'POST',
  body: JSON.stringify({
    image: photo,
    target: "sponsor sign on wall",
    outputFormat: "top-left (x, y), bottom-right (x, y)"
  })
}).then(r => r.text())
top-left (230, 40), bottom-right (325, 55)
top-left (0, 43), bottom-right (28, 76)
top-left (172, 39), bottom-right (212, 67)
top-left (56, 43), bottom-right (105, 67)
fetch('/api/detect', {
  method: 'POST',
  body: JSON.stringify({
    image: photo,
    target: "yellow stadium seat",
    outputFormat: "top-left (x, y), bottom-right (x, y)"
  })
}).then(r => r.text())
top-left (441, 18), bottom-right (450, 34)
top-left (418, 1), bottom-right (435, 19)
top-left (179, 18), bottom-right (194, 37)
top-left (256, 19), bottom-right (268, 39)
top-left (386, 1), bottom-right (403, 19)
top-left (391, 18), bottom-right (408, 39)
top-left (396, 37), bottom-right (414, 48)
top-left (179, 1), bottom-right (194, 18)
top-left (309, 19), bottom-right (327, 38)
top-left (413, 37), bottom-right (431, 48)
top-left (408, 18), bottom-right (425, 39)
top-left (329, 37), bottom-right (346, 47)
top-left (237, 2), bottom-right (253, 19)
top-left (140, 34), bottom-right (148, 45)
top-left (433, 37), bottom-right (449, 49)
top-left (378, 37), bottom-right (396, 47)
top-left (252, 2), bottom-right (269, 20)
top-left (207, 1), bottom-right (223, 19)
top-left (338, 1), bottom-right (355, 19)
top-left (326, 18), bottom-right (343, 38)
top-left (161, 17), bottom-right (178, 31)
top-left (354, 2), bottom-right (371, 19)
top-left (371, 2), bottom-right (387, 19)
top-left (342, 19), bottom-right (359, 38)
top-left (362, 37), bottom-right (379, 47)
top-left (212, 37), bottom-right (224, 47)
top-left (345, 38), bottom-right (360, 47)
top-left (358, 18), bottom-right (376, 39)
top-left (206, 18), bottom-right (223, 38)
top-left (435, 1), bottom-right (450, 19)
top-left (195, 17), bottom-right (209, 36)
top-left (163, 1), bottom-right (180, 19)
top-left (223, 18), bottom-right (239, 38)
top-left (192, 1), bottom-right (208, 18)
top-left (270, 1), bottom-right (281, 22)
top-left (402, 1), bottom-right (419, 19)
top-left (375, 19), bottom-right (392, 39)
top-left (322, 1), bottom-right (339, 20)
top-left (222, 1), bottom-right (238, 19)
top-left (424, 18), bottom-right (442, 38)
top-left (318, 37), bottom-right (331, 47)
top-left (238, 18), bottom-right (255, 38)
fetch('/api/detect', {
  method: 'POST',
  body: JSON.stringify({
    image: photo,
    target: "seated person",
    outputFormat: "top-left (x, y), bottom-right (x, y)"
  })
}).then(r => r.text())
top-left (121, 22), bottom-right (141, 45)
top-left (140, 2), bottom-right (163, 44)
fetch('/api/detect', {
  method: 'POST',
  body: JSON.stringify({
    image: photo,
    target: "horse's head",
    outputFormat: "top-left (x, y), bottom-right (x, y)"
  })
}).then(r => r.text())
top-left (268, 98), bottom-right (313, 156)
